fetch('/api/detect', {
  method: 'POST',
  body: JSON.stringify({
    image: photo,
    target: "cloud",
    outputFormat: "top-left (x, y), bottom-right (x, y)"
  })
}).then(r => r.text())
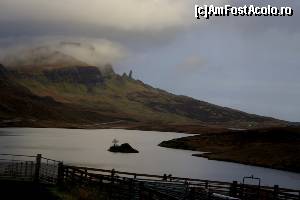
top-left (176, 55), bottom-right (207, 72)
top-left (1, 0), bottom-right (300, 121)
top-left (0, 0), bottom-right (189, 32)
top-left (0, 0), bottom-right (193, 64)
top-left (55, 38), bottom-right (127, 66)
top-left (0, 37), bottom-right (127, 67)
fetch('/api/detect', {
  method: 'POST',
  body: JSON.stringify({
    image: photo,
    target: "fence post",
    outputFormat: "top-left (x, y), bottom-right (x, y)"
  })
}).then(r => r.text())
top-left (111, 169), bottom-right (115, 184)
top-left (80, 171), bottom-right (84, 184)
top-left (34, 154), bottom-right (42, 183)
top-left (230, 181), bottom-right (238, 197)
top-left (71, 168), bottom-right (75, 182)
top-left (205, 180), bottom-right (209, 189)
top-left (169, 174), bottom-right (172, 182)
top-left (57, 162), bottom-right (64, 186)
top-left (25, 161), bottom-right (28, 177)
top-left (66, 167), bottom-right (69, 178)
top-left (85, 168), bottom-right (88, 181)
top-left (273, 185), bottom-right (279, 199)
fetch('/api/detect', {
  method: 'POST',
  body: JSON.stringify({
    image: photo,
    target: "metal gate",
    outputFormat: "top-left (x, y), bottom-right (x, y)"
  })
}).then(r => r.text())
top-left (241, 175), bottom-right (261, 200)
top-left (0, 153), bottom-right (61, 184)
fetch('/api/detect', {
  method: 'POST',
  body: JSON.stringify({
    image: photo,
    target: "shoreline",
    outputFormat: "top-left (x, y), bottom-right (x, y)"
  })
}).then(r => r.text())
top-left (0, 121), bottom-right (226, 134)
top-left (192, 153), bottom-right (300, 174)
top-left (1, 123), bottom-right (299, 174)
top-left (159, 126), bottom-right (300, 174)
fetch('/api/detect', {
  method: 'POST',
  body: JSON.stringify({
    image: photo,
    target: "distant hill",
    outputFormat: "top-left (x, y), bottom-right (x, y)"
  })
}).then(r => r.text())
top-left (0, 49), bottom-right (287, 129)
top-left (159, 126), bottom-right (300, 172)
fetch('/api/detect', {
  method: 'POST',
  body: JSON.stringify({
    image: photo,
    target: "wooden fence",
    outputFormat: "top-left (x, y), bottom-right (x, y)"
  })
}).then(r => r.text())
top-left (60, 165), bottom-right (300, 200)
top-left (0, 154), bottom-right (299, 200)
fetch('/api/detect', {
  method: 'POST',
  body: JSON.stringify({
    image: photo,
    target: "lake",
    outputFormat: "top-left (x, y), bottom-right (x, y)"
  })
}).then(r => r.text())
top-left (0, 128), bottom-right (299, 189)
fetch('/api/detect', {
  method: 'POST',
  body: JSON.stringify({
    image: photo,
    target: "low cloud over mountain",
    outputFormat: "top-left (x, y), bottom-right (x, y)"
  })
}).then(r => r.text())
top-left (0, 0), bottom-right (300, 121)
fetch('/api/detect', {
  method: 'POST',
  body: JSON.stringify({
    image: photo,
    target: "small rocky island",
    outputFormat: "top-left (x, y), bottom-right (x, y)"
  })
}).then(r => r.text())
top-left (108, 139), bottom-right (139, 153)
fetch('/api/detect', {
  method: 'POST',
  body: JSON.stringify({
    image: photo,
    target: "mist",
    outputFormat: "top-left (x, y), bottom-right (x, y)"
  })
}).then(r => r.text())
top-left (0, 37), bottom-right (127, 68)
top-left (0, 0), bottom-right (299, 121)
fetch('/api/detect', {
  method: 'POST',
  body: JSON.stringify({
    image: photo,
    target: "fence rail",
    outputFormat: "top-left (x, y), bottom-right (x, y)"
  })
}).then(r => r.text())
top-left (0, 153), bottom-right (60, 184)
top-left (61, 165), bottom-right (300, 200)
top-left (0, 153), bottom-right (299, 200)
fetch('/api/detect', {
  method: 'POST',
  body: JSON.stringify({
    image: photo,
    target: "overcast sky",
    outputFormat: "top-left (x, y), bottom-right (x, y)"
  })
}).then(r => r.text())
top-left (0, 0), bottom-right (299, 122)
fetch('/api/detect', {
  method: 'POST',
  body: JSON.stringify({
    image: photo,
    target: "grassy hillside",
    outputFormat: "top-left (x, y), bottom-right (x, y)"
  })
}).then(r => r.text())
top-left (0, 48), bottom-right (286, 128)
top-left (3, 64), bottom-right (282, 128)
top-left (159, 126), bottom-right (300, 172)
top-left (0, 43), bottom-right (287, 130)
top-left (0, 65), bottom-right (133, 127)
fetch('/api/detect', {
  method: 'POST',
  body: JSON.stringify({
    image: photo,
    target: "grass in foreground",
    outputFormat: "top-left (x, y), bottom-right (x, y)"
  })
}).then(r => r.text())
top-left (50, 182), bottom-right (108, 200)
top-left (0, 180), bottom-right (109, 200)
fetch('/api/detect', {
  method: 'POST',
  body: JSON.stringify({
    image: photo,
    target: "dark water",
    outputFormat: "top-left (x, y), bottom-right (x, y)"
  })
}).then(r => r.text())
top-left (0, 128), bottom-right (299, 189)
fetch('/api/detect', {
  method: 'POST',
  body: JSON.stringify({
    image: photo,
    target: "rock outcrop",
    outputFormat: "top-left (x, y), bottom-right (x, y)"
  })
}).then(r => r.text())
top-left (44, 66), bottom-right (104, 87)
top-left (108, 143), bottom-right (139, 153)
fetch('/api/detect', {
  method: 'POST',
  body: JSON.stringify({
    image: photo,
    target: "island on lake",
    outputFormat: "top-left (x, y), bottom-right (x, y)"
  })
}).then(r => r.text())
top-left (108, 143), bottom-right (139, 153)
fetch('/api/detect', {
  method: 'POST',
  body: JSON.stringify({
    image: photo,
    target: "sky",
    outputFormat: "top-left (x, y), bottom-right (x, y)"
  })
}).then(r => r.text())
top-left (0, 0), bottom-right (299, 122)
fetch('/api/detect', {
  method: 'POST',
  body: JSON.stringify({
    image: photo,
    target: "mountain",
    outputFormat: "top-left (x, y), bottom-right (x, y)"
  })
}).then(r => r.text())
top-left (2, 46), bottom-right (88, 70)
top-left (2, 46), bottom-right (115, 75)
top-left (0, 64), bottom-right (131, 127)
top-left (0, 50), bottom-right (286, 129)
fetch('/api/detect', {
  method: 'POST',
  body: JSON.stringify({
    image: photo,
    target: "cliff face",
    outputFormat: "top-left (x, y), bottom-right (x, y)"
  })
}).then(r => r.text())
top-left (0, 48), bottom-right (286, 128)
top-left (44, 66), bottom-right (104, 87)
top-left (0, 64), bottom-right (131, 127)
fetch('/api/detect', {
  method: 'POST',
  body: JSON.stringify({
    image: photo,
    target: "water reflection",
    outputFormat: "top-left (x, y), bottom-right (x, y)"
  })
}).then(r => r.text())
top-left (0, 128), bottom-right (299, 189)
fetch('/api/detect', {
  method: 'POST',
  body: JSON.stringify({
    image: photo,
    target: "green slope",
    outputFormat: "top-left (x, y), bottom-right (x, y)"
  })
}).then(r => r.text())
top-left (6, 64), bottom-right (282, 128)
top-left (0, 49), bottom-right (285, 128)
